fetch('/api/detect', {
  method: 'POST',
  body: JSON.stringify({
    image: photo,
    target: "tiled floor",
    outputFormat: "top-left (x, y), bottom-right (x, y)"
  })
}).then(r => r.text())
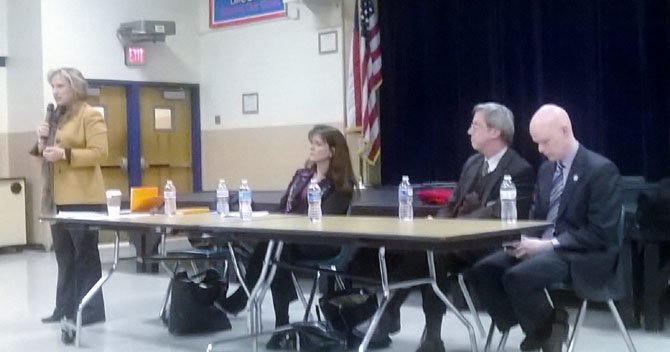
top-left (0, 243), bottom-right (667, 352)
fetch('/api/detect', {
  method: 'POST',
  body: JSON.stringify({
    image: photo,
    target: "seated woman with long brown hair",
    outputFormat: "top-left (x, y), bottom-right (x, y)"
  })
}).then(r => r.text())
top-left (218, 124), bottom-right (356, 349)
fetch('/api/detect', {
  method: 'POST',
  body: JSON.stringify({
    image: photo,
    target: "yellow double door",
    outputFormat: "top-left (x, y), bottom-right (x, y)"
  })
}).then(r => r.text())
top-left (86, 85), bottom-right (194, 195)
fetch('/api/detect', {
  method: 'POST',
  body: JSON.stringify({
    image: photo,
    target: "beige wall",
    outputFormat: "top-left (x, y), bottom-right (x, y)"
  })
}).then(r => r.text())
top-left (0, 133), bottom-right (7, 177)
top-left (7, 131), bottom-right (48, 246)
top-left (202, 123), bottom-right (343, 191)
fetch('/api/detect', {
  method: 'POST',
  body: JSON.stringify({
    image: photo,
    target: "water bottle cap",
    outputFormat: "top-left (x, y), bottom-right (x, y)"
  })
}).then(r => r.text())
top-left (241, 179), bottom-right (248, 184)
top-left (402, 175), bottom-right (409, 181)
top-left (219, 178), bottom-right (225, 183)
top-left (503, 174), bottom-right (511, 180)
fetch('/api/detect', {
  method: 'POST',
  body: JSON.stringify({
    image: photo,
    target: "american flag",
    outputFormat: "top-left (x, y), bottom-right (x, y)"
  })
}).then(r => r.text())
top-left (346, 0), bottom-right (382, 165)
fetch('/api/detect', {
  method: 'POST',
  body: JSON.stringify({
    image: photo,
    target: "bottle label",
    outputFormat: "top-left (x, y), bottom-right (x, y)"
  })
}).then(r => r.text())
top-left (217, 189), bottom-right (229, 197)
top-left (398, 188), bottom-right (412, 202)
top-left (308, 189), bottom-right (321, 203)
top-left (500, 189), bottom-right (517, 200)
top-left (239, 190), bottom-right (251, 202)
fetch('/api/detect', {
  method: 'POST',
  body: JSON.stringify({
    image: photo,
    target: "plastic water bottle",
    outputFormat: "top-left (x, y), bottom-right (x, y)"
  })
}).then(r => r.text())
top-left (307, 179), bottom-right (322, 222)
top-left (164, 180), bottom-right (177, 217)
top-left (216, 179), bottom-right (230, 216)
top-left (500, 174), bottom-right (517, 223)
top-left (238, 179), bottom-right (252, 221)
top-left (398, 175), bottom-right (413, 221)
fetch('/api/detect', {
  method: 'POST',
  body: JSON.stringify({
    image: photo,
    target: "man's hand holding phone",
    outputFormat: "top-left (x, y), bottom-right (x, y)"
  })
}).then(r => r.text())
top-left (502, 241), bottom-right (519, 252)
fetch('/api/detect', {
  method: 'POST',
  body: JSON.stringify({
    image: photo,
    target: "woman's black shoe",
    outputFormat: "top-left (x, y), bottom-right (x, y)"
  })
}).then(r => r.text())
top-left (266, 331), bottom-right (297, 350)
top-left (41, 313), bottom-right (65, 324)
top-left (217, 289), bottom-right (247, 316)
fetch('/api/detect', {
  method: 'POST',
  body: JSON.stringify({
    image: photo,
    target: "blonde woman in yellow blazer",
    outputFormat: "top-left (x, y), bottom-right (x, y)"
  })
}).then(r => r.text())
top-left (31, 67), bottom-right (108, 326)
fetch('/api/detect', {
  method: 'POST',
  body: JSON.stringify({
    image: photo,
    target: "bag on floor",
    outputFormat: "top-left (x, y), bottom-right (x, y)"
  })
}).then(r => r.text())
top-left (167, 269), bottom-right (231, 335)
top-left (319, 287), bottom-right (383, 348)
top-left (291, 324), bottom-right (346, 352)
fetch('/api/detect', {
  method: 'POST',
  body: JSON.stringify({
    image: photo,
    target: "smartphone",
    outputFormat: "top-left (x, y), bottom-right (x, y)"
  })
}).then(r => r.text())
top-left (502, 241), bottom-right (518, 251)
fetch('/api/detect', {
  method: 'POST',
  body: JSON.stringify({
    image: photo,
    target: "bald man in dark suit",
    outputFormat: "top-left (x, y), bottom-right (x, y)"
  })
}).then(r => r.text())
top-left (470, 104), bottom-right (622, 352)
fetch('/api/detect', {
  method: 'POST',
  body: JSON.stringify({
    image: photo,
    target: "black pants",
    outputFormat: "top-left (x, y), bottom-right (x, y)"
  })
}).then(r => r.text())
top-left (51, 204), bottom-right (106, 320)
top-left (469, 250), bottom-right (569, 335)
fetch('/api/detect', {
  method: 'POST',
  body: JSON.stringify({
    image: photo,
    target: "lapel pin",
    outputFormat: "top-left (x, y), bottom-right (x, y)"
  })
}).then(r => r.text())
top-left (573, 174), bottom-right (579, 182)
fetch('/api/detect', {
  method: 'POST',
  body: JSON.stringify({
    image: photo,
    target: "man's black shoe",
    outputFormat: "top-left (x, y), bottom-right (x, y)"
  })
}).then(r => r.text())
top-left (415, 336), bottom-right (446, 352)
top-left (216, 289), bottom-right (247, 317)
top-left (520, 308), bottom-right (569, 352)
top-left (520, 331), bottom-right (547, 351)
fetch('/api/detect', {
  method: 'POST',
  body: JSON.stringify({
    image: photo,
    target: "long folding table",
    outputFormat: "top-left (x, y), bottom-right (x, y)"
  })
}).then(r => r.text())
top-left (43, 212), bottom-right (549, 351)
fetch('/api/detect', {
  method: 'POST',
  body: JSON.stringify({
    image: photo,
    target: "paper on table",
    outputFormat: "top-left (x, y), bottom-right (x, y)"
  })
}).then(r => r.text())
top-left (56, 211), bottom-right (148, 219)
top-left (56, 211), bottom-right (107, 219)
top-left (225, 211), bottom-right (270, 218)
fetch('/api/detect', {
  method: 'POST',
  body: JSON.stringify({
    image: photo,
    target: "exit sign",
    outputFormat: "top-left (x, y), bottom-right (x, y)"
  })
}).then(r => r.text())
top-left (125, 46), bottom-right (145, 66)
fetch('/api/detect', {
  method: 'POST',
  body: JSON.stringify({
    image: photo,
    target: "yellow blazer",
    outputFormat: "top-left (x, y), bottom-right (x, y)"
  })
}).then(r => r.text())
top-left (51, 101), bottom-right (108, 205)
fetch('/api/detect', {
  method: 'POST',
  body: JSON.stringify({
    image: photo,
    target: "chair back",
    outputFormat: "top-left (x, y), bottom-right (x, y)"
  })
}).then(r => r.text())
top-left (548, 205), bottom-right (627, 301)
top-left (587, 204), bottom-right (627, 301)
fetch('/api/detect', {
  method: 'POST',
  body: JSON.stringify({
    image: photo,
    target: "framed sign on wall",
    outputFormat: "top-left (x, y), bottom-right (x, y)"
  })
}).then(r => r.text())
top-left (209, 0), bottom-right (286, 28)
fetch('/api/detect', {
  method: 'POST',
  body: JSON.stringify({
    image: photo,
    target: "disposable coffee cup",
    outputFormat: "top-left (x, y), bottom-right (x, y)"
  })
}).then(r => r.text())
top-left (105, 189), bottom-right (122, 217)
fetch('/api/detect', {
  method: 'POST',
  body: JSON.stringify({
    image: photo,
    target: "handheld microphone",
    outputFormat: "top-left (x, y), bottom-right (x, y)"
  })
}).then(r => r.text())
top-left (40, 103), bottom-right (55, 144)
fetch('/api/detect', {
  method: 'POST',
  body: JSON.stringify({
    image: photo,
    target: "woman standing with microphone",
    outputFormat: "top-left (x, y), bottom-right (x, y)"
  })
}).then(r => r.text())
top-left (30, 67), bottom-right (108, 325)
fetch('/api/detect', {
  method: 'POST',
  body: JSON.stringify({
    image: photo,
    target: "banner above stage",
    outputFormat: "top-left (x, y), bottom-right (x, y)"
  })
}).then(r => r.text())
top-left (209, 0), bottom-right (286, 28)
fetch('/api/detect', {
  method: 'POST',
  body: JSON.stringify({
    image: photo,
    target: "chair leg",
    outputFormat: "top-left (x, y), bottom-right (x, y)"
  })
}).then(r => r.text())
top-left (222, 259), bottom-right (229, 279)
top-left (544, 288), bottom-right (555, 308)
top-left (567, 300), bottom-right (588, 352)
top-left (331, 265), bottom-right (347, 290)
top-left (227, 242), bottom-right (250, 297)
top-left (607, 299), bottom-right (638, 352)
top-left (496, 329), bottom-right (509, 352)
top-left (302, 271), bottom-right (321, 322)
top-left (458, 273), bottom-right (487, 338)
top-left (484, 320), bottom-right (495, 352)
top-left (291, 272), bottom-right (314, 321)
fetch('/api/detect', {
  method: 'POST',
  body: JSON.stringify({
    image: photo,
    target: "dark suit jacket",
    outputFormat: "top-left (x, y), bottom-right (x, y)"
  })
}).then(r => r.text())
top-left (532, 145), bottom-right (622, 299)
top-left (277, 168), bottom-right (352, 216)
top-left (438, 148), bottom-right (535, 220)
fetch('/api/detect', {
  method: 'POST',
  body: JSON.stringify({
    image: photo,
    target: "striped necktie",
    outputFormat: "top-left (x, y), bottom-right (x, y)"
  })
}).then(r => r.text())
top-left (542, 161), bottom-right (565, 238)
top-left (481, 160), bottom-right (489, 177)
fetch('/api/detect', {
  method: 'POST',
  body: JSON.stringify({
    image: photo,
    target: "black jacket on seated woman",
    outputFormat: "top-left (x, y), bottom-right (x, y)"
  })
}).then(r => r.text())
top-left (218, 125), bottom-right (356, 350)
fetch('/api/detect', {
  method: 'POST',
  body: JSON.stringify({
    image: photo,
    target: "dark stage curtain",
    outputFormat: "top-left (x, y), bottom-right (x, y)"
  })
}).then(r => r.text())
top-left (378, 0), bottom-right (670, 184)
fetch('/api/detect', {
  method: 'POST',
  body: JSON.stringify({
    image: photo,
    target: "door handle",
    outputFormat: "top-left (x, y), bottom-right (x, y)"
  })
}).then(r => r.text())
top-left (120, 157), bottom-right (128, 175)
top-left (169, 162), bottom-right (192, 168)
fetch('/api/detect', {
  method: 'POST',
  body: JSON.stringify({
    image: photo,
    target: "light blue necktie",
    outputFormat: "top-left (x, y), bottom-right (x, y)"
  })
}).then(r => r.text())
top-left (542, 161), bottom-right (565, 239)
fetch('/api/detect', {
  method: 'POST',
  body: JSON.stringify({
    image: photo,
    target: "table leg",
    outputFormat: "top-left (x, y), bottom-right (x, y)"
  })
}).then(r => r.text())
top-left (358, 247), bottom-right (391, 352)
top-left (206, 240), bottom-right (281, 352)
top-left (427, 250), bottom-right (478, 352)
